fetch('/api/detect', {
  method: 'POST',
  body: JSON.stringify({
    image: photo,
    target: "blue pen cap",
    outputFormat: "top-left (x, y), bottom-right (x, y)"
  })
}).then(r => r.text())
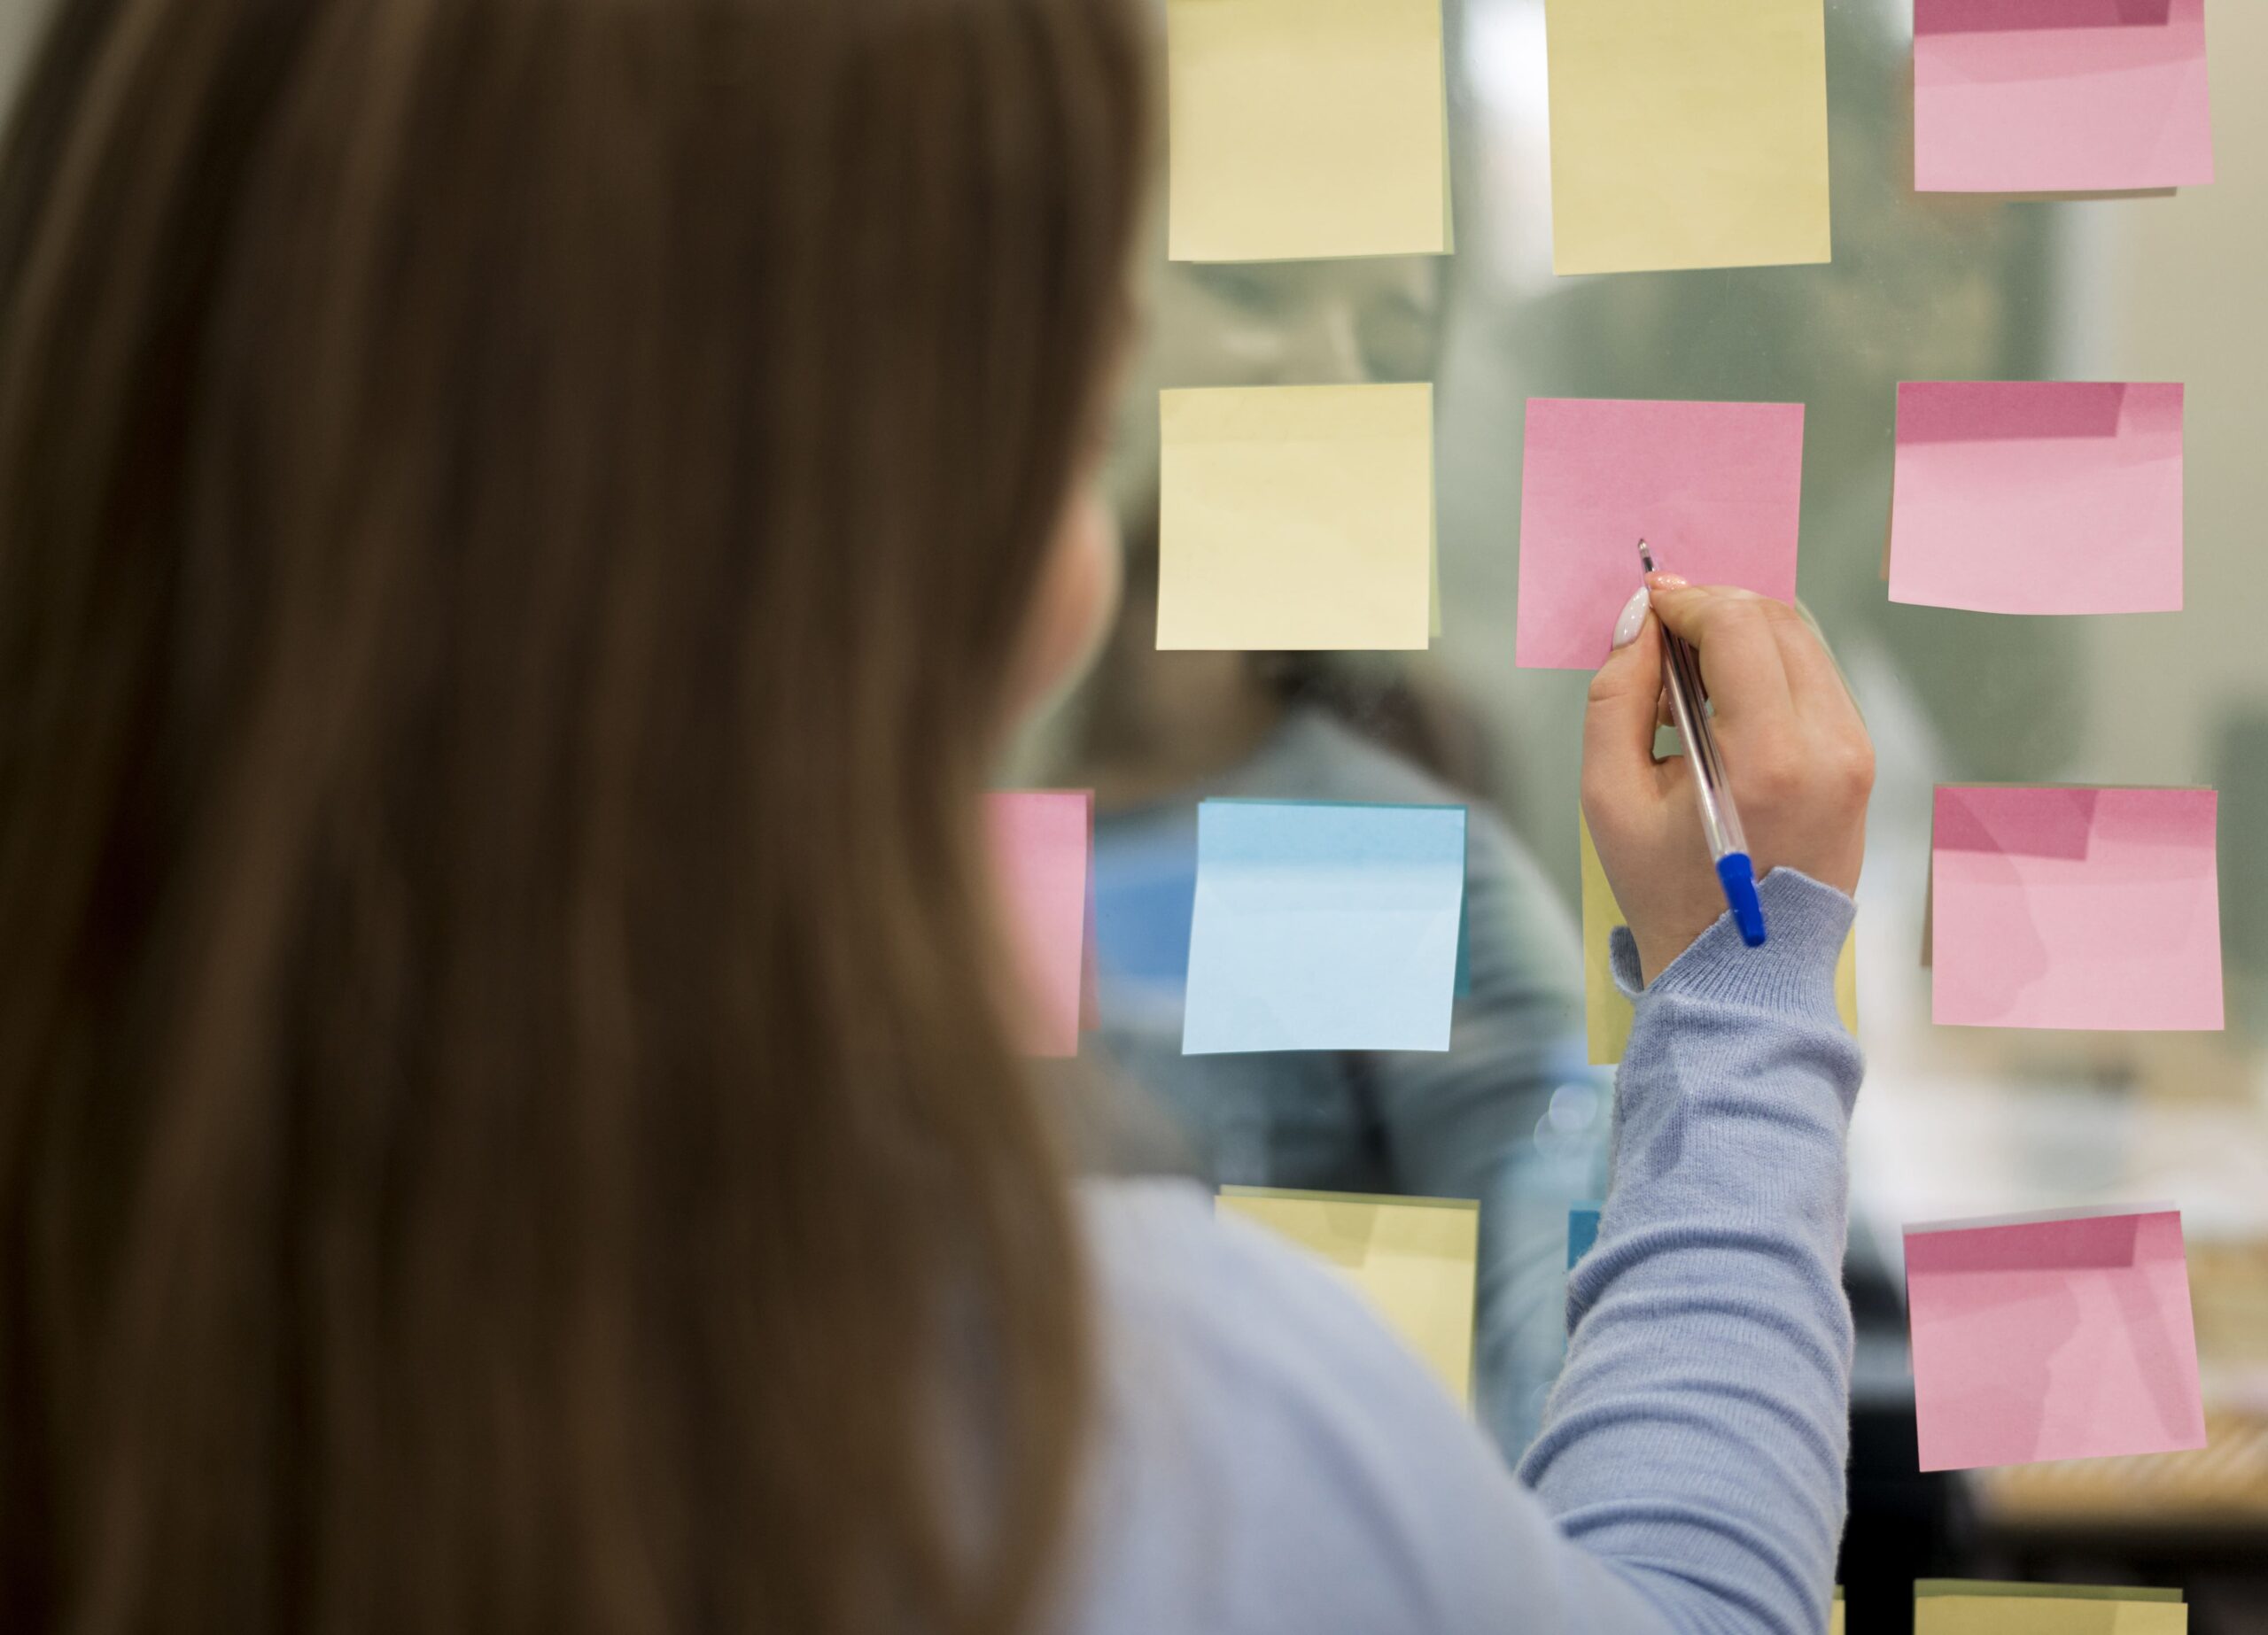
top-left (1716, 853), bottom-right (1767, 948)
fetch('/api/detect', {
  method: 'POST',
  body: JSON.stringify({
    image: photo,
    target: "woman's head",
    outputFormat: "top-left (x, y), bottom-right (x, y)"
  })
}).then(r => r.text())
top-left (0, 0), bottom-right (1151, 1629)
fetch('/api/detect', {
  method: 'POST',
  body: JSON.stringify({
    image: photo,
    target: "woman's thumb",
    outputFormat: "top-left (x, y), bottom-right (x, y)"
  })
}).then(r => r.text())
top-left (1581, 593), bottom-right (1663, 808)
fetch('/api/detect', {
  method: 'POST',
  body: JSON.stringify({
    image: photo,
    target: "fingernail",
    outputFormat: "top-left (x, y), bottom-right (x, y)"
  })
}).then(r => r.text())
top-left (1646, 571), bottom-right (1689, 591)
top-left (1611, 585), bottom-right (1651, 648)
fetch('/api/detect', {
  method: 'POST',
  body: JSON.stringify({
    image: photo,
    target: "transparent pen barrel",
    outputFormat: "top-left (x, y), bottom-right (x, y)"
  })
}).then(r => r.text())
top-left (1659, 626), bottom-right (1749, 861)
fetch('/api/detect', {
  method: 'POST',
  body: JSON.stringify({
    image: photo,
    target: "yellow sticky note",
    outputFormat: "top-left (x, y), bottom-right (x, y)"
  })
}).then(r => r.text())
top-left (1217, 1187), bottom-right (1477, 1404)
top-left (1916, 1608), bottom-right (2182, 1635)
top-left (1430, 506), bottom-right (1441, 639)
top-left (1543, 0), bottom-right (1831, 275)
top-left (1915, 1581), bottom-right (2185, 1635)
top-left (1581, 811), bottom-right (1856, 1065)
top-left (1830, 1591), bottom-right (1845, 1635)
top-left (1167, 0), bottom-right (1449, 262)
top-left (1159, 384), bottom-right (1433, 651)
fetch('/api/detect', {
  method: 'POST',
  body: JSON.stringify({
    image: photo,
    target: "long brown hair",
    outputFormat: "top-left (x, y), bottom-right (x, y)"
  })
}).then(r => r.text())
top-left (0, 1), bottom-right (1152, 1630)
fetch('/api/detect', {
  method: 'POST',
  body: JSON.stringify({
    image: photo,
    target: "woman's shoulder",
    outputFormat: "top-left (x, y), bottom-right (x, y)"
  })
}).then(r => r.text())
top-left (1076, 1176), bottom-right (1380, 1362)
top-left (1075, 1177), bottom-right (1379, 1418)
top-left (1060, 1178), bottom-right (1547, 1635)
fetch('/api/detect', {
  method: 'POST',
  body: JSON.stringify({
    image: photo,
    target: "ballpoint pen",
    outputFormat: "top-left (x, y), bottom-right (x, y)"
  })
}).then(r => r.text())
top-left (1637, 540), bottom-right (1766, 948)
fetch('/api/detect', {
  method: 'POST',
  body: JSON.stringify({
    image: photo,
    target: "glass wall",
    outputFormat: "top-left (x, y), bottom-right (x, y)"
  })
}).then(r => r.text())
top-left (1084, 0), bottom-right (2268, 1621)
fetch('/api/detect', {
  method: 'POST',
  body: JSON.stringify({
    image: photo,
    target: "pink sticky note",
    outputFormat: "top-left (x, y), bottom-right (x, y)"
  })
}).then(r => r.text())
top-left (1516, 399), bottom-right (1805, 670)
top-left (1931, 786), bottom-right (2223, 1031)
top-left (1906, 1206), bottom-right (2206, 1472)
top-left (988, 792), bottom-right (1095, 1058)
top-left (1915, 0), bottom-right (2216, 195)
top-left (1080, 800), bottom-right (1102, 1031)
top-left (1890, 382), bottom-right (2184, 616)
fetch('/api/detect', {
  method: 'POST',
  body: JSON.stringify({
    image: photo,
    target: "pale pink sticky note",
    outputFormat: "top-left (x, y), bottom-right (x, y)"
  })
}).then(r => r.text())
top-left (1931, 786), bottom-right (2223, 1031)
top-left (1516, 399), bottom-right (1805, 670)
top-left (1915, 0), bottom-right (2216, 195)
top-left (1891, 382), bottom-right (2184, 615)
top-left (988, 792), bottom-right (1095, 1058)
top-left (1080, 801), bottom-right (1102, 1031)
top-left (1905, 1205), bottom-right (2206, 1472)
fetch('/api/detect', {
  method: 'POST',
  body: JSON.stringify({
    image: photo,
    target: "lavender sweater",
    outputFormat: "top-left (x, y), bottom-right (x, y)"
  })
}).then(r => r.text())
top-left (1060, 866), bottom-right (1862, 1634)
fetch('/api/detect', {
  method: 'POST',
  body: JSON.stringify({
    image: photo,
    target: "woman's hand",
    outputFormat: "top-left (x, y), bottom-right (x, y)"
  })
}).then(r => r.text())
top-left (1581, 578), bottom-right (1874, 984)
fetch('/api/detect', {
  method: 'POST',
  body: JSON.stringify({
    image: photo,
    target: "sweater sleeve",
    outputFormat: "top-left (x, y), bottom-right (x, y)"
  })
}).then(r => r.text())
top-left (1068, 869), bottom-right (1861, 1635)
top-left (1370, 804), bottom-right (1608, 1461)
top-left (1517, 866), bottom-right (1862, 1635)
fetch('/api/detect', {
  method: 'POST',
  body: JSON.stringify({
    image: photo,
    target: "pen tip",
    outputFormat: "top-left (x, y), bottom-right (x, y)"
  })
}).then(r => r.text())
top-left (1636, 539), bottom-right (1656, 573)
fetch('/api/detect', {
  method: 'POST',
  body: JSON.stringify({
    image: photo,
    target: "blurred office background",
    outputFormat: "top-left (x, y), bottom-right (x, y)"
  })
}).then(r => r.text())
top-left (8, 0), bottom-right (2264, 1630)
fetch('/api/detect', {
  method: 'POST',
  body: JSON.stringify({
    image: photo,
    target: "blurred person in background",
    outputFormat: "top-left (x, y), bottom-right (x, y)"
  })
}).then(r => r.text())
top-left (1043, 236), bottom-right (1611, 1466)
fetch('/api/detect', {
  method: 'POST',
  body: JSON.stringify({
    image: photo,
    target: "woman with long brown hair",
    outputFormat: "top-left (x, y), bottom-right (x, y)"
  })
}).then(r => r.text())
top-left (0, 1), bottom-right (1872, 1631)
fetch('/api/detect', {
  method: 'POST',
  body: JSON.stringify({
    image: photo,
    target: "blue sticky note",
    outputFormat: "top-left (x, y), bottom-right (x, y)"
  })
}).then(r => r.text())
top-left (1182, 800), bottom-right (1467, 1055)
top-left (1567, 1203), bottom-right (1603, 1269)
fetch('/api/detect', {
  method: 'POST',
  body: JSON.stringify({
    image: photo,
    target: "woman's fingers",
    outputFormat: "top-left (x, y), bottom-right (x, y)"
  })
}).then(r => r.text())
top-left (1772, 603), bottom-right (1866, 735)
top-left (1774, 604), bottom-right (1876, 811)
top-left (1581, 611), bottom-right (1666, 812)
top-left (1643, 580), bottom-right (1798, 742)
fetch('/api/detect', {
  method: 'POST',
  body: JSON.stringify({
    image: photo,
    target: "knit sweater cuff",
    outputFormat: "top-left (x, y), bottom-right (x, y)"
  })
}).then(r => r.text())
top-left (1608, 867), bottom-right (1855, 1025)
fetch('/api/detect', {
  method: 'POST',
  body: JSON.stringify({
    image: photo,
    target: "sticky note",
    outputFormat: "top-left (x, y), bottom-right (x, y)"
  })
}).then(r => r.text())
top-left (1567, 1203), bottom-right (1603, 1269)
top-left (1542, 0), bottom-right (1831, 275)
top-left (1905, 1206), bottom-right (2207, 1473)
top-left (1890, 383), bottom-right (2185, 616)
top-left (1915, 0), bottom-right (2215, 196)
top-left (1517, 399), bottom-right (1805, 670)
top-left (1159, 385), bottom-right (1433, 652)
top-left (1830, 1591), bottom-right (1845, 1635)
top-left (1580, 817), bottom-right (1856, 1065)
top-left (987, 792), bottom-right (1096, 1058)
top-left (1166, 0), bottom-right (1449, 262)
top-left (1218, 1187), bottom-right (1477, 1402)
top-left (1915, 1579), bottom-right (2186, 1634)
top-left (1183, 800), bottom-right (1465, 1054)
top-left (1930, 786), bottom-right (2223, 1031)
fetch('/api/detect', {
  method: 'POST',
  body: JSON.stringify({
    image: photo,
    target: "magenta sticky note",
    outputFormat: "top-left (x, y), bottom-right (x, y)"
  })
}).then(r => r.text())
top-left (1906, 1206), bottom-right (2206, 1472)
top-left (1931, 786), bottom-right (2223, 1031)
top-left (1516, 399), bottom-right (1805, 670)
top-left (1890, 382), bottom-right (2184, 616)
top-left (1915, 0), bottom-right (2216, 195)
top-left (988, 791), bottom-right (1095, 1058)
